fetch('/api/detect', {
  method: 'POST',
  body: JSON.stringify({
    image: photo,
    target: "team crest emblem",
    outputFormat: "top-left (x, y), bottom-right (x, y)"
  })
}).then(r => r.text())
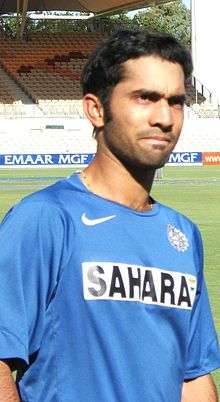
top-left (167, 224), bottom-right (189, 252)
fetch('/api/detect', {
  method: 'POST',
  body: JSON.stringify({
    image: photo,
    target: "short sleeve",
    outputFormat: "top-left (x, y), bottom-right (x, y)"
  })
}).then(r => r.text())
top-left (0, 198), bottom-right (73, 364)
top-left (184, 226), bottom-right (220, 379)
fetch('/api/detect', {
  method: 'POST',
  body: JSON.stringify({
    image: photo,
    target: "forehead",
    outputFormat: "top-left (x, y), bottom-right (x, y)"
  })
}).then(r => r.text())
top-left (118, 55), bottom-right (185, 95)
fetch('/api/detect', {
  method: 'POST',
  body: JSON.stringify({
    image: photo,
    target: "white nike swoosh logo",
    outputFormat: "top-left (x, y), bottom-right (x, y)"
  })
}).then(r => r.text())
top-left (81, 212), bottom-right (116, 226)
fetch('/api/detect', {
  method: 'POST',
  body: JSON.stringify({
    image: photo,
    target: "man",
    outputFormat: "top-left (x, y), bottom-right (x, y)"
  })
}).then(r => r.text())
top-left (0, 29), bottom-right (219, 402)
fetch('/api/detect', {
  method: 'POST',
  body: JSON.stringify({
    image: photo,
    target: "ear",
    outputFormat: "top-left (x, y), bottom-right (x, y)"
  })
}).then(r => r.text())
top-left (83, 94), bottom-right (104, 129)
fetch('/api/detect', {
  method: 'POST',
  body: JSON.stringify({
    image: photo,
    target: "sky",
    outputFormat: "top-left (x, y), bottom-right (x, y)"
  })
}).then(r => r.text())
top-left (183, 0), bottom-right (190, 8)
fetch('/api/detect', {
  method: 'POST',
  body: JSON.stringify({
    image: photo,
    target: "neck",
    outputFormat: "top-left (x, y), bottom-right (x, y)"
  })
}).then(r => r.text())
top-left (81, 148), bottom-right (156, 212)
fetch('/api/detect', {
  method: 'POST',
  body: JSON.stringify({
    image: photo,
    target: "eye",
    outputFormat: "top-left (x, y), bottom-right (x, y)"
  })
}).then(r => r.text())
top-left (137, 93), bottom-right (151, 103)
top-left (169, 97), bottom-right (185, 109)
top-left (137, 92), bottom-right (158, 104)
top-left (140, 93), bottom-right (149, 100)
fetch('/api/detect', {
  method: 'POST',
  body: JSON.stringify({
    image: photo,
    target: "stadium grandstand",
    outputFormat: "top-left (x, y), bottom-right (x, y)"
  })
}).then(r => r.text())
top-left (0, 30), bottom-right (103, 117)
top-left (0, 23), bottom-right (218, 118)
top-left (0, 28), bottom-right (212, 119)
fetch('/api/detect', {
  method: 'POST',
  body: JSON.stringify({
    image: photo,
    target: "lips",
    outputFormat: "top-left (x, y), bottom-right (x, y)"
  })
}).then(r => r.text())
top-left (140, 135), bottom-right (171, 143)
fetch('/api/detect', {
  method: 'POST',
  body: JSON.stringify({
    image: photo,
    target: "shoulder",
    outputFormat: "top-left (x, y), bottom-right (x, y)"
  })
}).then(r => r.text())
top-left (158, 202), bottom-right (196, 226)
top-left (1, 178), bottom-right (74, 231)
top-left (157, 202), bottom-right (202, 243)
top-left (22, 177), bottom-right (74, 208)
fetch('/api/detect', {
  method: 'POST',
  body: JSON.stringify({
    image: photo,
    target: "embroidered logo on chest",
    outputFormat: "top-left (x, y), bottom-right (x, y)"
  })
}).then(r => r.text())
top-left (81, 212), bottom-right (116, 226)
top-left (167, 224), bottom-right (189, 252)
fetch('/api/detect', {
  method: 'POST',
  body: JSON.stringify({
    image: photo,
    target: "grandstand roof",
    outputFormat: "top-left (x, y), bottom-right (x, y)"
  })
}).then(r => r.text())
top-left (0, 0), bottom-right (169, 15)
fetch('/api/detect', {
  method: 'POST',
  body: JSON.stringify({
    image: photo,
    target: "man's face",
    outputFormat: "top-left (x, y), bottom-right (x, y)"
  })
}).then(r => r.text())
top-left (100, 55), bottom-right (186, 169)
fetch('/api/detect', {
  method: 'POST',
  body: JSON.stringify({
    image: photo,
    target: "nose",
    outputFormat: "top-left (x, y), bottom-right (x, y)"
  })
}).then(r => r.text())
top-left (149, 99), bottom-right (173, 131)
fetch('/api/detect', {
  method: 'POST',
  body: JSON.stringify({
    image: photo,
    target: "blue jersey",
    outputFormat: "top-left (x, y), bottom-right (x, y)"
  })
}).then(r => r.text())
top-left (0, 173), bottom-right (219, 402)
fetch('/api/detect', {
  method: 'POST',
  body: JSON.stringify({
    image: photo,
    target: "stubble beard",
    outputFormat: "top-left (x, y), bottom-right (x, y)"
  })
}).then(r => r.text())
top-left (102, 119), bottom-right (173, 172)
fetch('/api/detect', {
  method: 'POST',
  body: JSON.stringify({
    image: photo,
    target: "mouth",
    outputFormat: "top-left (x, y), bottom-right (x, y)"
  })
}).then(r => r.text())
top-left (140, 135), bottom-right (171, 145)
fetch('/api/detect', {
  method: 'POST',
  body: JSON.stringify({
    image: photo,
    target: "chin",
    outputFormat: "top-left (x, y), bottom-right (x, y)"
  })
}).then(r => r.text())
top-left (145, 162), bottom-right (166, 170)
top-left (137, 149), bottom-right (171, 169)
top-left (118, 151), bottom-right (169, 171)
top-left (128, 159), bottom-right (166, 171)
top-left (142, 155), bottom-right (168, 169)
top-left (147, 154), bottom-right (171, 169)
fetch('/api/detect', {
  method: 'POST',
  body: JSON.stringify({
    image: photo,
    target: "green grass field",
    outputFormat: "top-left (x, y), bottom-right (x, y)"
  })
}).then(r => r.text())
top-left (1, 165), bottom-right (220, 390)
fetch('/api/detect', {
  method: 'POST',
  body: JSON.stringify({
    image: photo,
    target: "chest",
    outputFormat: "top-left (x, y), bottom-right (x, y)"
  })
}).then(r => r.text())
top-left (60, 211), bottom-right (197, 311)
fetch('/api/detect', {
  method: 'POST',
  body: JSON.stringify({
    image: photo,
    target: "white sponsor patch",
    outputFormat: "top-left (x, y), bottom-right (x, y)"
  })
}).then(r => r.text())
top-left (82, 262), bottom-right (197, 310)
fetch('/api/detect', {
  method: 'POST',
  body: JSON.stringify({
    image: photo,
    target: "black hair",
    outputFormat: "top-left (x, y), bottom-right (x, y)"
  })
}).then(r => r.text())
top-left (81, 28), bottom-right (193, 107)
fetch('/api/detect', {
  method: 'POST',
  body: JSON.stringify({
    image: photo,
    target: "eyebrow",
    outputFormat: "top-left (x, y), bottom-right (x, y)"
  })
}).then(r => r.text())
top-left (131, 89), bottom-right (186, 104)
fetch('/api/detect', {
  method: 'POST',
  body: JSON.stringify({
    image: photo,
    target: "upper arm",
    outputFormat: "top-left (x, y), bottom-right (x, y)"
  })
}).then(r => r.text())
top-left (181, 374), bottom-right (218, 402)
top-left (0, 200), bottom-right (72, 363)
top-left (184, 227), bottom-right (220, 379)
